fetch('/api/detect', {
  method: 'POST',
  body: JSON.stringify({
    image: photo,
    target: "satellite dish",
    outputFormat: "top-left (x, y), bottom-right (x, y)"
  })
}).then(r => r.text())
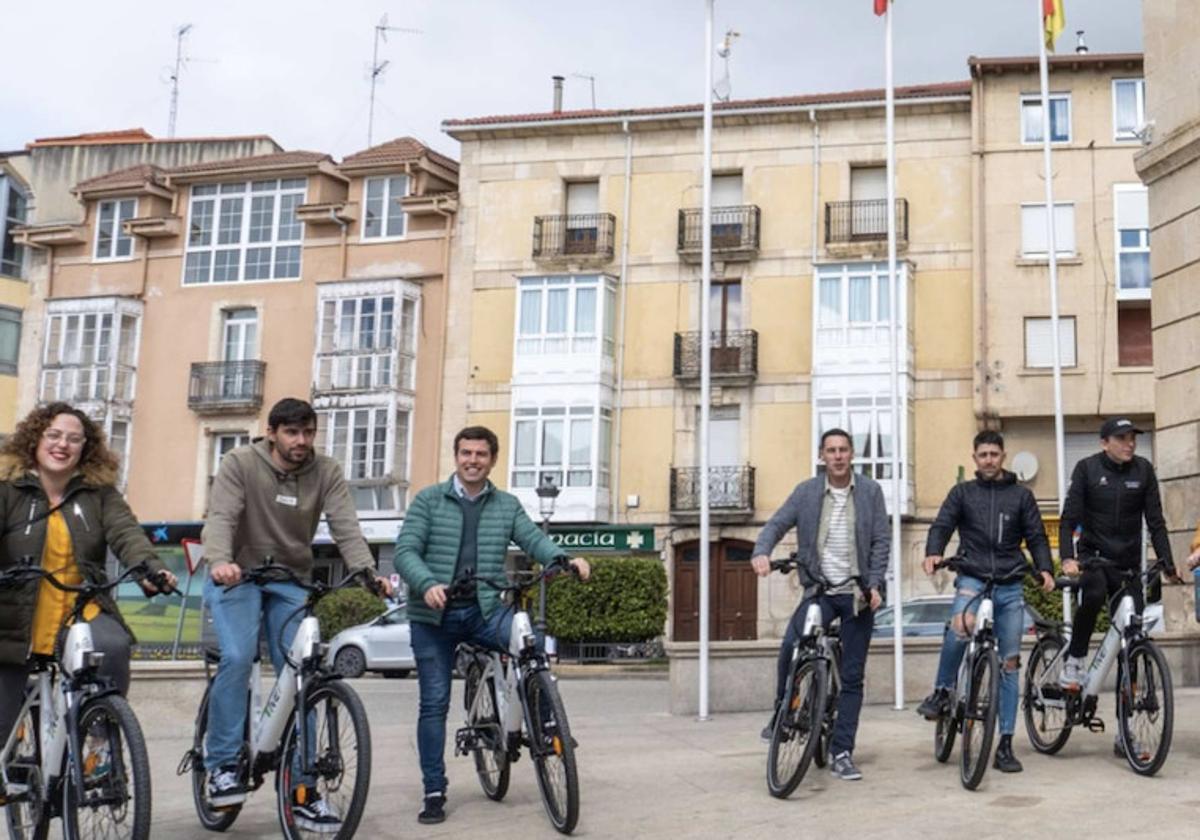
top-left (1012, 451), bottom-right (1039, 482)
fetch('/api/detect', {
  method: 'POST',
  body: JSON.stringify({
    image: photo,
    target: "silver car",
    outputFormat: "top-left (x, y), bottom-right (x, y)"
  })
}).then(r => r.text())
top-left (327, 602), bottom-right (415, 678)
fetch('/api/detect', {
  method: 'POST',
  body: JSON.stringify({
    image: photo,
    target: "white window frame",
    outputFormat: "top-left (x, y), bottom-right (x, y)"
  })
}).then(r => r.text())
top-left (814, 394), bottom-right (906, 483)
top-left (93, 198), bottom-right (137, 262)
top-left (1024, 316), bottom-right (1078, 369)
top-left (0, 305), bottom-right (20, 375)
top-left (1020, 93), bottom-right (1072, 145)
top-left (182, 179), bottom-right (306, 286)
top-left (514, 274), bottom-right (616, 357)
top-left (40, 298), bottom-right (142, 406)
top-left (313, 279), bottom-right (420, 394)
top-left (1020, 202), bottom-right (1076, 258)
top-left (315, 404), bottom-right (411, 514)
top-left (211, 432), bottom-right (250, 478)
top-left (510, 403), bottom-right (611, 491)
top-left (1112, 78), bottom-right (1147, 142)
top-left (0, 176), bottom-right (28, 279)
top-left (1113, 184), bottom-right (1151, 301)
top-left (360, 175), bottom-right (409, 242)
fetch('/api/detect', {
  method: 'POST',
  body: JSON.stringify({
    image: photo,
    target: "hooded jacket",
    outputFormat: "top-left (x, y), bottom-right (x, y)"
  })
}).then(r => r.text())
top-left (925, 469), bottom-right (1052, 584)
top-left (201, 439), bottom-right (374, 579)
top-left (0, 456), bottom-right (166, 666)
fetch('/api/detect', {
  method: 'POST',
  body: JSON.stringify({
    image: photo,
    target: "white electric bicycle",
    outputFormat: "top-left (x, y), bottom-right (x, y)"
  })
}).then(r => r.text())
top-left (179, 563), bottom-right (379, 839)
top-left (1023, 556), bottom-right (1174, 775)
top-left (0, 560), bottom-right (170, 840)
top-left (452, 560), bottom-right (581, 835)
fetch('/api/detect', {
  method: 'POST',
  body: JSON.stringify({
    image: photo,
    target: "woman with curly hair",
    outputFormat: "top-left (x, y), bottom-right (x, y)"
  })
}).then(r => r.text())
top-left (0, 402), bottom-right (177, 741)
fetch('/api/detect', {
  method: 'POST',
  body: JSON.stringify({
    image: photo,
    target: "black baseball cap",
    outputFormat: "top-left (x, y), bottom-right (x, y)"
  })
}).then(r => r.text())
top-left (1100, 417), bottom-right (1144, 438)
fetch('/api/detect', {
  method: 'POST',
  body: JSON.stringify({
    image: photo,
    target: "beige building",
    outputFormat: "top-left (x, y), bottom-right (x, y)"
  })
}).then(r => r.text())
top-left (1135, 3), bottom-right (1200, 573)
top-left (16, 137), bottom-right (458, 576)
top-left (0, 153), bottom-right (32, 435)
top-left (443, 80), bottom-right (979, 644)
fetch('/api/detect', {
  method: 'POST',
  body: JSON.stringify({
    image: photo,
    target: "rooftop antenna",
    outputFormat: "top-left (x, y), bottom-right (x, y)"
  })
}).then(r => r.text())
top-left (368, 14), bottom-right (422, 147)
top-left (571, 73), bottom-right (597, 109)
top-left (168, 24), bottom-right (193, 138)
top-left (714, 28), bottom-right (740, 102)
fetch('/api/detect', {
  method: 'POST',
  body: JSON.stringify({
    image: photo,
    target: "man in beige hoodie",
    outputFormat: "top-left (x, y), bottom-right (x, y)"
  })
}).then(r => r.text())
top-left (200, 398), bottom-right (389, 831)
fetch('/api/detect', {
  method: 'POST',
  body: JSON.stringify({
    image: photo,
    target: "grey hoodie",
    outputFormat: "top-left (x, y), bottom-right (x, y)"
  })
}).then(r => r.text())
top-left (201, 439), bottom-right (373, 579)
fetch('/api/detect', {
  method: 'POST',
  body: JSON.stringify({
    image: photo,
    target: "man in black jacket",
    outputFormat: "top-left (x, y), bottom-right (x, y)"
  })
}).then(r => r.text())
top-left (916, 430), bottom-right (1054, 773)
top-left (1058, 418), bottom-right (1180, 691)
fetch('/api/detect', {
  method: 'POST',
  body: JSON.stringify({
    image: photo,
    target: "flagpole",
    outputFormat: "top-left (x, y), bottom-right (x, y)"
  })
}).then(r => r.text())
top-left (697, 0), bottom-right (714, 722)
top-left (883, 1), bottom-right (905, 711)
top-left (1037, 0), bottom-right (1069, 614)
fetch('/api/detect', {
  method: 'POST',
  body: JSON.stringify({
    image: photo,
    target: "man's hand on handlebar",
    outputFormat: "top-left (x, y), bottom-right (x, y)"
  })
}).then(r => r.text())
top-left (922, 554), bottom-right (942, 576)
top-left (424, 583), bottom-right (448, 610)
top-left (1039, 571), bottom-right (1055, 593)
top-left (751, 554), bottom-right (771, 577)
top-left (210, 562), bottom-right (242, 586)
top-left (1062, 559), bottom-right (1080, 577)
top-left (566, 557), bottom-right (591, 581)
top-left (868, 588), bottom-right (882, 611)
top-left (371, 575), bottom-right (394, 598)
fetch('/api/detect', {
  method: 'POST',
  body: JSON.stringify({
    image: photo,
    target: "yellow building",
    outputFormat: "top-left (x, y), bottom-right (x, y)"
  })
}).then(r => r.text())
top-left (16, 137), bottom-right (457, 577)
top-left (443, 80), bottom-right (978, 643)
top-left (0, 154), bottom-right (32, 436)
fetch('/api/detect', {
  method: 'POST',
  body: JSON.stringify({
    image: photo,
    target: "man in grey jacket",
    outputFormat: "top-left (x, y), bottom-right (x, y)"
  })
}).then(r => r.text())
top-left (751, 428), bottom-right (890, 781)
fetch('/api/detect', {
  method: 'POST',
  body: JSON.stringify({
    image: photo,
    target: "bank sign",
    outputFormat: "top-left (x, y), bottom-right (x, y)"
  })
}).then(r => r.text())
top-left (547, 526), bottom-right (655, 552)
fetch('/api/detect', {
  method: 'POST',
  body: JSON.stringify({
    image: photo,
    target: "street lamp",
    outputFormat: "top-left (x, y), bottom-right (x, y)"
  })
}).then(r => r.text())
top-left (535, 475), bottom-right (560, 534)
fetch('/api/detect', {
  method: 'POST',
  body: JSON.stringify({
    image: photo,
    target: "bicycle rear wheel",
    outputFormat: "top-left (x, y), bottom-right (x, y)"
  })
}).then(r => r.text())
top-left (1116, 641), bottom-right (1173, 776)
top-left (3, 702), bottom-right (49, 840)
top-left (524, 670), bottom-right (579, 834)
top-left (766, 658), bottom-right (826, 799)
top-left (61, 694), bottom-right (152, 840)
top-left (276, 679), bottom-right (371, 840)
top-left (188, 682), bottom-right (241, 831)
top-left (959, 647), bottom-right (998, 791)
top-left (1023, 637), bottom-right (1072, 754)
top-left (464, 661), bottom-right (510, 801)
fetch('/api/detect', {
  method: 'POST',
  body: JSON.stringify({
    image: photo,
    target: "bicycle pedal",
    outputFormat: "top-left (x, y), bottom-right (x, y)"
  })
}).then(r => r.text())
top-left (1086, 719), bottom-right (1106, 733)
top-left (176, 749), bottom-right (199, 776)
top-left (453, 727), bottom-right (476, 756)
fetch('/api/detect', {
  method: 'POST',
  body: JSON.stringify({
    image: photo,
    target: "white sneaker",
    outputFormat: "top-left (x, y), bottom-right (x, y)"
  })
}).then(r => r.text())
top-left (1059, 657), bottom-right (1084, 690)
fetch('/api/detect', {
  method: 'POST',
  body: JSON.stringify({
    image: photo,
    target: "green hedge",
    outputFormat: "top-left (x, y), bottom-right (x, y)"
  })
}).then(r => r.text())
top-left (545, 555), bottom-right (667, 643)
top-left (316, 588), bottom-right (388, 639)
top-left (1023, 561), bottom-right (1110, 634)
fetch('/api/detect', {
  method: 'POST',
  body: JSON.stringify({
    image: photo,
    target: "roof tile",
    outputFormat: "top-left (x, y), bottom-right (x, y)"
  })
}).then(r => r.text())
top-left (341, 136), bottom-right (458, 173)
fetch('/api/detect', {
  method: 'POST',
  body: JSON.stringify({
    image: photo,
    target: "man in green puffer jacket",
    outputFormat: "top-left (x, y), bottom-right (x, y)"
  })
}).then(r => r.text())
top-left (395, 426), bottom-right (589, 825)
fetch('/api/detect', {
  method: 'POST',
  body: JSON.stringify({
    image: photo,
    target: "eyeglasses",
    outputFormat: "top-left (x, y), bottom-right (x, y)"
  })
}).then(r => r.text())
top-left (43, 430), bottom-right (86, 447)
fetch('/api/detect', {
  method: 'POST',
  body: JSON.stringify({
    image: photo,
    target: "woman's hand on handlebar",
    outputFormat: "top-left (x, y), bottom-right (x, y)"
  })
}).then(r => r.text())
top-left (210, 562), bottom-right (242, 586)
top-left (138, 568), bottom-right (178, 596)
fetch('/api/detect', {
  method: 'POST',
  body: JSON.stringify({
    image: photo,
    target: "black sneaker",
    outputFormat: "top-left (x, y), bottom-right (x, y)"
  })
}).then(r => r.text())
top-left (993, 736), bottom-right (1023, 773)
top-left (917, 688), bottom-right (950, 720)
top-left (293, 794), bottom-right (342, 834)
top-left (207, 765), bottom-right (246, 808)
top-left (418, 792), bottom-right (446, 825)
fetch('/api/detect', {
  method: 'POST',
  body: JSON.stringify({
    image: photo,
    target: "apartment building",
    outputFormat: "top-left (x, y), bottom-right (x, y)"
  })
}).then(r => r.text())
top-left (443, 80), bottom-right (978, 643)
top-left (16, 137), bottom-right (457, 577)
top-left (0, 154), bottom-right (31, 435)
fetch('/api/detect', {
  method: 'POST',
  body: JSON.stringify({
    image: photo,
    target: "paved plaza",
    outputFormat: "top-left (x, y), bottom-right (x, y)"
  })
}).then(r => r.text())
top-left (84, 673), bottom-right (1200, 839)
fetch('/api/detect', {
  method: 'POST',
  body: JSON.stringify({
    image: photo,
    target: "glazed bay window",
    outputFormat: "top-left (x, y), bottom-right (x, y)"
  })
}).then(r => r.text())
top-left (94, 198), bottom-right (136, 261)
top-left (1021, 93), bottom-right (1071, 144)
top-left (41, 301), bottom-right (140, 404)
top-left (816, 395), bottom-right (900, 481)
top-left (1114, 185), bottom-right (1150, 299)
top-left (317, 406), bottom-right (410, 512)
top-left (362, 175), bottom-right (408, 240)
top-left (1113, 79), bottom-right (1147, 141)
top-left (815, 262), bottom-right (897, 346)
top-left (516, 275), bottom-right (616, 356)
top-left (314, 282), bottom-right (418, 393)
top-left (183, 179), bottom-right (305, 284)
top-left (511, 405), bottom-right (611, 490)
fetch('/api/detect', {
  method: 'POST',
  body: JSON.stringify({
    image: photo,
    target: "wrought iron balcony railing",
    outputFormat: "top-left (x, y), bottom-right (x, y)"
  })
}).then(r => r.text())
top-left (669, 466), bottom-right (755, 515)
top-left (531, 213), bottom-right (616, 261)
top-left (188, 361), bottom-right (266, 413)
top-left (673, 329), bottom-right (758, 381)
top-left (824, 198), bottom-right (908, 245)
top-left (677, 204), bottom-right (761, 260)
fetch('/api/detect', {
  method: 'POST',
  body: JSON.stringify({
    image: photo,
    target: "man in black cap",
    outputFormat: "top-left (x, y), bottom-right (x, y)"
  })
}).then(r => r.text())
top-left (1058, 417), bottom-right (1180, 694)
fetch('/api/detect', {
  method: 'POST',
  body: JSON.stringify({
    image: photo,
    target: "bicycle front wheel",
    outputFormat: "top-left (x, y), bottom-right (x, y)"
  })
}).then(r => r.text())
top-left (276, 679), bottom-right (371, 840)
top-left (3, 702), bottom-right (49, 840)
top-left (1116, 640), bottom-right (1173, 776)
top-left (61, 694), bottom-right (152, 840)
top-left (959, 646), bottom-right (998, 791)
top-left (464, 660), bottom-right (510, 801)
top-left (766, 658), bottom-right (826, 799)
top-left (1023, 636), bottom-right (1072, 754)
top-left (524, 670), bottom-right (579, 834)
top-left (933, 700), bottom-right (957, 764)
top-left (188, 681), bottom-right (241, 831)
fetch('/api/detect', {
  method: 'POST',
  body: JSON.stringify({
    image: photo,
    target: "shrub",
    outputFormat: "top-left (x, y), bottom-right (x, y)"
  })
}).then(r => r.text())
top-left (316, 587), bottom-right (388, 639)
top-left (1023, 561), bottom-right (1110, 634)
top-left (545, 555), bottom-right (667, 643)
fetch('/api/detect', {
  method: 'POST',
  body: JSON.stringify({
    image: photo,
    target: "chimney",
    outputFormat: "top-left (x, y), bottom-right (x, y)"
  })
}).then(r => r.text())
top-left (552, 75), bottom-right (564, 113)
top-left (1075, 30), bottom-right (1089, 54)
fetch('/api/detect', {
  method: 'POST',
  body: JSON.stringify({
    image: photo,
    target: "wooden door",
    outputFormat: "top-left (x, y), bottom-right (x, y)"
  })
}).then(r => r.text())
top-left (672, 539), bottom-right (758, 642)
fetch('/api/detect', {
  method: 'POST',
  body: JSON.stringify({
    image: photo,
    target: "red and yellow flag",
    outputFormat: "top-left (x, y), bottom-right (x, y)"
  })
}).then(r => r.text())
top-left (874, 0), bottom-right (889, 15)
top-left (1043, 0), bottom-right (1066, 51)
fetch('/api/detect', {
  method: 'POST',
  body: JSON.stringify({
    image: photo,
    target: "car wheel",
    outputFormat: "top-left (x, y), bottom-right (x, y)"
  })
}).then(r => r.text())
top-left (334, 646), bottom-right (367, 678)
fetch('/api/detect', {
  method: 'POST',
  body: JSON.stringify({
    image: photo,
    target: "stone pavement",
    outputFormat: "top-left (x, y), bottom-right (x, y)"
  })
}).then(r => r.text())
top-left (79, 677), bottom-right (1200, 837)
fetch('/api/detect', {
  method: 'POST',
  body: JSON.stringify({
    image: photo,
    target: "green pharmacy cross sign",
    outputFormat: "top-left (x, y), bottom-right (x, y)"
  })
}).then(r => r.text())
top-left (546, 526), bottom-right (655, 552)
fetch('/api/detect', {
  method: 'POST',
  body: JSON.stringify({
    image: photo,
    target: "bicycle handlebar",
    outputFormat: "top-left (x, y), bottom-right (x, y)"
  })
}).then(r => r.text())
top-left (227, 561), bottom-right (381, 599)
top-left (0, 559), bottom-right (174, 597)
top-left (769, 554), bottom-right (862, 596)
top-left (444, 556), bottom-right (578, 602)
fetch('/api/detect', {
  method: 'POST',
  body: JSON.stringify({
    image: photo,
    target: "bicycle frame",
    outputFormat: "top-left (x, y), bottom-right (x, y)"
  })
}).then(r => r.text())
top-left (463, 607), bottom-right (541, 748)
top-left (1039, 592), bottom-right (1137, 703)
top-left (953, 589), bottom-right (996, 705)
top-left (241, 614), bottom-right (322, 772)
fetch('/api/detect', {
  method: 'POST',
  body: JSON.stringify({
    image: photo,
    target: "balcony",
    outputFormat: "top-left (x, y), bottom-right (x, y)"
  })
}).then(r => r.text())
top-left (677, 205), bottom-right (761, 263)
top-left (188, 361), bottom-right (266, 414)
top-left (531, 214), bottom-right (616, 263)
top-left (673, 330), bottom-right (758, 385)
top-left (824, 199), bottom-right (908, 251)
top-left (669, 466), bottom-right (755, 522)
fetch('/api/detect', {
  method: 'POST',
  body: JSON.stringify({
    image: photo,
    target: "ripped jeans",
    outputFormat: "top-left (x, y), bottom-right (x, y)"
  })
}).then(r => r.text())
top-left (933, 576), bottom-right (1025, 736)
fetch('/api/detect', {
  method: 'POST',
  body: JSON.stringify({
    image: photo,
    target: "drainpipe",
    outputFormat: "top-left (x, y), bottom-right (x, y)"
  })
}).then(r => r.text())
top-left (809, 109), bottom-right (821, 266)
top-left (431, 197), bottom-right (455, 480)
top-left (972, 76), bottom-right (991, 423)
top-left (610, 120), bottom-right (633, 521)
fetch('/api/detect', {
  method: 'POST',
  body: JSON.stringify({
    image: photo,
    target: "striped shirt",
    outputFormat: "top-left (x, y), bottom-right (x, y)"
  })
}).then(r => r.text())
top-left (820, 484), bottom-right (855, 594)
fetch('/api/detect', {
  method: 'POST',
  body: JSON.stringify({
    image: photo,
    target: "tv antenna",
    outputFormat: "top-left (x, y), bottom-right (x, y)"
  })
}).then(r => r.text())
top-left (168, 24), bottom-right (193, 138)
top-left (714, 28), bottom-right (740, 102)
top-left (571, 73), bottom-right (597, 109)
top-left (368, 14), bottom-right (422, 147)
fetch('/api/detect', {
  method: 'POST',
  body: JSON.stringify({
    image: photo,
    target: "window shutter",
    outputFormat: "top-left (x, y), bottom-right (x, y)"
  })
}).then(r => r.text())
top-left (1115, 187), bottom-right (1148, 229)
top-left (1025, 317), bottom-right (1076, 368)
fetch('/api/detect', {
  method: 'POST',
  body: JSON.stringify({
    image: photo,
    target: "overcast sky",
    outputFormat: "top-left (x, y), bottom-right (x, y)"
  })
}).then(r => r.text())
top-left (2, 1), bottom-right (1142, 160)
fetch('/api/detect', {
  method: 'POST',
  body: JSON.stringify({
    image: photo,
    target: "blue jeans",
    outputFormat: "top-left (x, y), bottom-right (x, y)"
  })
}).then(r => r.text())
top-left (774, 593), bottom-right (874, 757)
top-left (410, 603), bottom-right (514, 796)
top-left (933, 576), bottom-right (1025, 736)
top-left (203, 576), bottom-right (307, 771)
